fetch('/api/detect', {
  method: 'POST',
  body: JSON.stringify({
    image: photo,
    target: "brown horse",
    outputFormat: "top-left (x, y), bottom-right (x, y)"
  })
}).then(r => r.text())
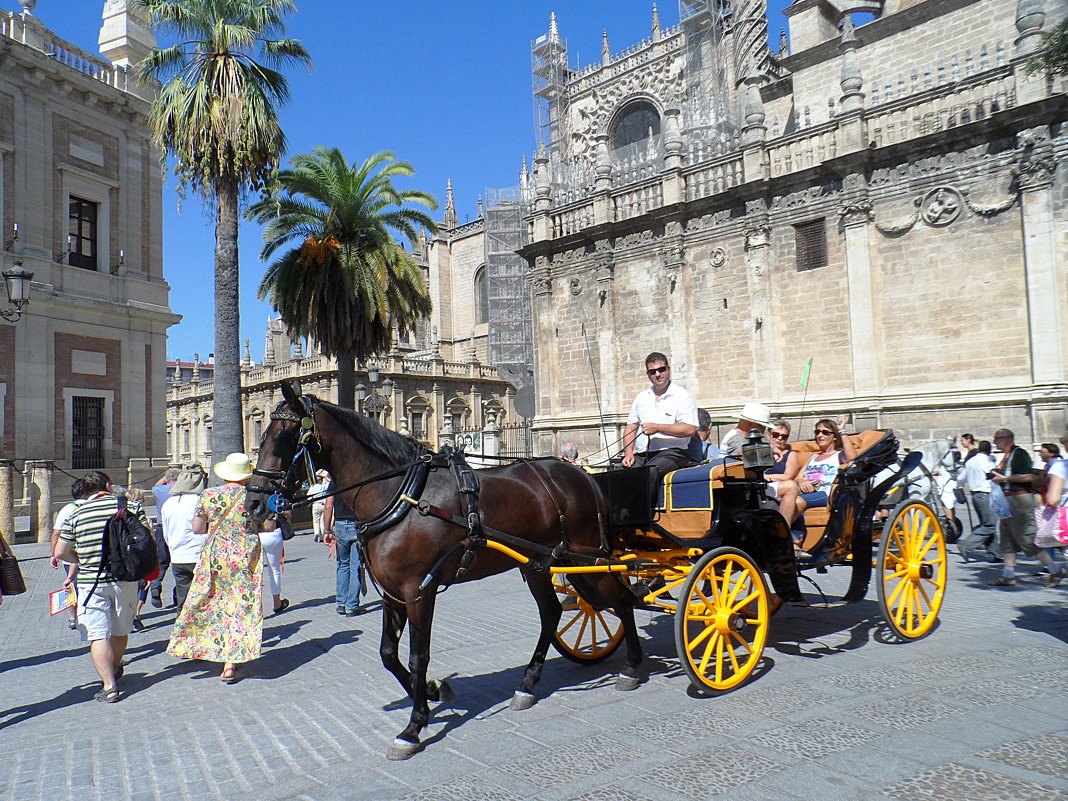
top-left (246, 381), bottom-right (643, 759)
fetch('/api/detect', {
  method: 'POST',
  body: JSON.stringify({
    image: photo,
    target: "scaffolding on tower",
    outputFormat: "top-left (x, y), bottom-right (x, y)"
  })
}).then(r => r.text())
top-left (531, 15), bottom-right (569, 152)
top-left (679, 0), bottom-right (736, 142)
top-left (483, 187), bottom-right (533, 391)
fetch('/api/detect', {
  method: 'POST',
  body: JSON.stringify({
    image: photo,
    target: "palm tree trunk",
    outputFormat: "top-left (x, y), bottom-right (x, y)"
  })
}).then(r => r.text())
top-left (336, 350), bottom-right (356, 410)
top-left (212, 175), bottom-right (244, 459)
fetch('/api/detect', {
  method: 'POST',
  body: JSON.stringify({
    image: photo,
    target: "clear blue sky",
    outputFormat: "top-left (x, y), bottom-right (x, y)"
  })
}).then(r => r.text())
top-left (32, 1), bottom-right (791, 363)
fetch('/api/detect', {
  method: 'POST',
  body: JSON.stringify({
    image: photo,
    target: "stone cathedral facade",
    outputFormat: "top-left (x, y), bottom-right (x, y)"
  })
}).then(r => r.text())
top-left (517, 0), bottom-right (1067, 460)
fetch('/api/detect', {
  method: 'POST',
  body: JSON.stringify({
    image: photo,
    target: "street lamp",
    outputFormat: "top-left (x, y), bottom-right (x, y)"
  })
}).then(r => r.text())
top-left (360, 365), bottom-right (390, 423)
top-left (1, 263), bottom-right (33, 322)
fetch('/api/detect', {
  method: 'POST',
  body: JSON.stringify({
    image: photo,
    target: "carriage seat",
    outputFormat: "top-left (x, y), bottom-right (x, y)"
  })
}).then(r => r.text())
top-left (785, 429), bottom-right (893, 548)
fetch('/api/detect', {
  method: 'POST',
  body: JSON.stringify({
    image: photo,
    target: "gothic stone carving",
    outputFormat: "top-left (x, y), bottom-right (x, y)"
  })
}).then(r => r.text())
top-left (709, 247), bottom-right (727, 268)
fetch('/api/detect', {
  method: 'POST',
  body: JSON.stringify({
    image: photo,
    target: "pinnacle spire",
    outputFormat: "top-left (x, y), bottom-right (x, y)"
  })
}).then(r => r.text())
top-left (602, 29), bottom-right (610, 64)
top-left (443, 179), bottom-right (457, 228)
top-left (549, 12), bottom-right (559, 43)
top-left (651, 4), bottom-right (661, 40)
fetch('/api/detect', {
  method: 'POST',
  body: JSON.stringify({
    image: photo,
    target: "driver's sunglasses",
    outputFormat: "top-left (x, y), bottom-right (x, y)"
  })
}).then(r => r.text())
top-left (647, 366), bottom-right (669, 376)
top-left (815, 428), bottom-right (835, 436)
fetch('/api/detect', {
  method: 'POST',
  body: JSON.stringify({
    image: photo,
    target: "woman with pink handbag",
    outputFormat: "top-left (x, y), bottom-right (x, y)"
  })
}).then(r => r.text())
top-left (1035, 438), bottom-right (1068, 586)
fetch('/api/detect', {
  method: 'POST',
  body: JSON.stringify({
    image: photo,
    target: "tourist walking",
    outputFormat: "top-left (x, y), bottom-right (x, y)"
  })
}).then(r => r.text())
top-left (309, 469), bottom-right (331, 542)
top-left (161, 464), bottom-right (208, 611)
top-left (167, 453), bottom-right (277, 683)
top-left (55, 471), bottom-right (148, 703)
top-left (986, 429), bottom-right (1061, 587)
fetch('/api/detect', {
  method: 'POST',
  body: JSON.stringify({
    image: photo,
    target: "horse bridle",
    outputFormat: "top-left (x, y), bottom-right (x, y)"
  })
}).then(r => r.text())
top-left (251, 399), bottom-right (320, 512)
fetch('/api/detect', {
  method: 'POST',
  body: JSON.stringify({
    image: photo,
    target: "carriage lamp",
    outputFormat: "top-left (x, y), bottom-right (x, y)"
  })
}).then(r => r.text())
top-left (740, 430), bottom-right (774, 471)
top-left (1, 263), bottom-right (33, 322)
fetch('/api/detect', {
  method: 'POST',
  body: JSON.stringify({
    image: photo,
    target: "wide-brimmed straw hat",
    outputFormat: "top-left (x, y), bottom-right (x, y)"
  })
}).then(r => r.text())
top-left (739, 402), bottom-right (772, 427)
top-left (214, 453), bottom-right (254, 483)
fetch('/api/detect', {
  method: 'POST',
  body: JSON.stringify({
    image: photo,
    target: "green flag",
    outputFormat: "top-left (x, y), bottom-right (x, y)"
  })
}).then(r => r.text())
top-left (799, 357), bottom-right (813, 388)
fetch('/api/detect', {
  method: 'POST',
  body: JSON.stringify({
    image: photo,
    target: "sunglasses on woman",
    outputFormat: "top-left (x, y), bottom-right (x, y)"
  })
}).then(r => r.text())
top-left (815, 429), bottom-right (835, 436)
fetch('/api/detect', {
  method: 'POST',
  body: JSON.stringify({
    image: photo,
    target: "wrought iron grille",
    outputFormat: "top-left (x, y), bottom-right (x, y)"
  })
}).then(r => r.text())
top-left (71, 396), bottom-right (105, 469)
top-left (795, 218), bottom-right (828, 271)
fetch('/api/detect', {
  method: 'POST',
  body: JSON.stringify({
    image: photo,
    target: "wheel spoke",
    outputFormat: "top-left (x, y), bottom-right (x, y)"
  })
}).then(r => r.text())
top-left (887, 576), bottom-right (908, 605)
top-left (725, 638), bottom-right (742, 673)
top-left (731, 590), bottom-right (760, 613)
top-left (699, 631), bottom-right (719, 677)
top-left (728, 629), bottom-right (754, 654)
top-left (558, 610), bottom-right (582, 637)
top-left (686, 620), bottom-right (718, 654)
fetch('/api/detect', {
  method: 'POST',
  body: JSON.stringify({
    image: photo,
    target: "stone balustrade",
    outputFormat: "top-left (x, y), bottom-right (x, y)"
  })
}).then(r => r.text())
top-left (1, 9), bottom-right (153, 101)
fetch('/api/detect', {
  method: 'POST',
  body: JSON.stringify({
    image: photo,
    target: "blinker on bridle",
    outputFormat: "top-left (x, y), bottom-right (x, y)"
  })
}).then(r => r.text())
top-left (253, 403), bottom-right (319, 513)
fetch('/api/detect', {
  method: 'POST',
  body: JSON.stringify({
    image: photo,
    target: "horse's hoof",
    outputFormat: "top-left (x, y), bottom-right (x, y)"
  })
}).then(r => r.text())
top-left (386, 738), bottom-right (420, 761)
top-left (510, 690), bottom-right (536, 710)
top-left (615, 673), bottom-right (641, 692)
top-left (435, 679), bottom-right (455, 704)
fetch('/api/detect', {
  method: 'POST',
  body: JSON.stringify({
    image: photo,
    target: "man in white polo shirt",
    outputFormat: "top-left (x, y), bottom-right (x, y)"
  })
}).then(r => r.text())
top-left (622, 352), bottom-right (698, 481)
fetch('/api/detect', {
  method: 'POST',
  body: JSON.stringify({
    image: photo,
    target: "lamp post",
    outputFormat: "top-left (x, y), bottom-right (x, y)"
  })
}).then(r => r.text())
top-left (1, 263), bottom-right (33, 322)
top-left (359, 365), bottom-right (391, 424)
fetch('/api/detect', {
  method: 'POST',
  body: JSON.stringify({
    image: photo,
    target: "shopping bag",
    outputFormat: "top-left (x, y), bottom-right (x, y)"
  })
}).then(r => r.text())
top-left (1033, 505), bottom-right (1068, 548)
top-left (989, 483), bottom-right (1013, 519)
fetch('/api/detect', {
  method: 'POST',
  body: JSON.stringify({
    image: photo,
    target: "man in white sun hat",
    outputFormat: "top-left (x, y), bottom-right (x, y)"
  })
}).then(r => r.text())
top-left (720, 402), bottom-right (772, 456)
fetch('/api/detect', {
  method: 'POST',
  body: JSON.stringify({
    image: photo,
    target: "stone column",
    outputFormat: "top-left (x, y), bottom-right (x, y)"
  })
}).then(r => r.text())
top-left (593, 244), bottom-right (618, 456)
top-left (0, 460), bottom-right (14, 543)
top-left (531, 260), bottom-right (555, 423)
top-left (836, 15), bottom-right (866, 155)
top-left (743, 200), bottom-right (775, 400)
top-left (593, 133), bottom-right (613, 225)
top-left (1015, 130), bottom-right (1064, 387)
top-left (28, 460), bottom-right (53, 544)
top-left (838, 189), bottom-right (881, 400)
top-left (662, 107), bottom-right (684, 203)
top-left (482, 410), bottom-right (501, 458)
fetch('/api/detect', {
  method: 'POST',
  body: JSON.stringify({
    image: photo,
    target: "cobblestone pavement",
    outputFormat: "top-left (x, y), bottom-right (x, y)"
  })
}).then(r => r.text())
top-left (1, 524), bottom-right (1065, 801)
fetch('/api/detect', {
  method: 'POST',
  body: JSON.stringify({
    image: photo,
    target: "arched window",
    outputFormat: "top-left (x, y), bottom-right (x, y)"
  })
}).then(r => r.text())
top-left (474, 265), bottom-right (489, 325)
top-left (611, 100), bottom-right (661, 151)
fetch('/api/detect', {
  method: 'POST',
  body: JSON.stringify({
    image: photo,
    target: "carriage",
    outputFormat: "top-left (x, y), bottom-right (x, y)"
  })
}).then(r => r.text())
top-left (249, 382), bottom-right (947, 758)
top-left (551, 428), bottom-right (948, 693)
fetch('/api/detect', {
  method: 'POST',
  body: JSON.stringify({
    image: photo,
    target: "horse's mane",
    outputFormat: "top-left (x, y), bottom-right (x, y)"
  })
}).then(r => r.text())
top-left (310, 396), bottom-right (427, 467)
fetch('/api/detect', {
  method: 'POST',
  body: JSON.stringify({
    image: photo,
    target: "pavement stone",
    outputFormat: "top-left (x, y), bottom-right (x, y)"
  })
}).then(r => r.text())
top-left (1, 519), bottom-right (1066, 801)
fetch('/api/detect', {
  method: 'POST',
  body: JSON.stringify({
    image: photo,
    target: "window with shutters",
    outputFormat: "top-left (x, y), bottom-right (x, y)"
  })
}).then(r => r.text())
top-left (72, 396), bottom-right (105, 469)
top-left (795, 219), bottom-right (828, 271)
top-left (68, 197), bottom-right (99, 271)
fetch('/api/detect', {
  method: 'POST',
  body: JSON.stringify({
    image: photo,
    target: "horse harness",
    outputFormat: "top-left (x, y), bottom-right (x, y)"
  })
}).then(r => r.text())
top-left (256, 399), bottom-right (614, 604)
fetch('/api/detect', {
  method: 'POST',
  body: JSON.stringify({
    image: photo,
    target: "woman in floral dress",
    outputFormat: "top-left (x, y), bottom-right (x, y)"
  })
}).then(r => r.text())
top-left (167, 453), bottom-right (277, 683)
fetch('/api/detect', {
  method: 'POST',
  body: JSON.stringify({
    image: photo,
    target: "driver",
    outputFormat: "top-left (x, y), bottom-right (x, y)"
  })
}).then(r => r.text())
top-left (621, 352), bottom-right (698, 481)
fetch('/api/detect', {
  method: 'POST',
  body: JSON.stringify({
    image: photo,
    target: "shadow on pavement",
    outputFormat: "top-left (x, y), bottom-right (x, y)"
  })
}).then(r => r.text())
top-left (1012, 603), bottom-right (1068, 644)
top-left (0, 682), bottom-right (103, 730)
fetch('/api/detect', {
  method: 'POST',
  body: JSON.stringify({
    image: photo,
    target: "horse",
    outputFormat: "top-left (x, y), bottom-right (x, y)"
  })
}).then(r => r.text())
top-left (245, 380), bottom-right (644, 760)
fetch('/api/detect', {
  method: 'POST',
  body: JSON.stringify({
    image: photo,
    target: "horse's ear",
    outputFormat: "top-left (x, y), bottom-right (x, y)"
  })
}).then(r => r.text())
top-left (281, 380), bottom-right (302, 409)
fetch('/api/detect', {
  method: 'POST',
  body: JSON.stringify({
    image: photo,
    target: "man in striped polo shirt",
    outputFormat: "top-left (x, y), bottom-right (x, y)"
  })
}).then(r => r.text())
top-left (55, 471), bottom-right (148, 703)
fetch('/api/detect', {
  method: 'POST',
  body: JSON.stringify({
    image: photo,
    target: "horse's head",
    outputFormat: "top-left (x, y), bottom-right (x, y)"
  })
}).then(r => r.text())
top-left (246, 380), bottom-right (320, 524)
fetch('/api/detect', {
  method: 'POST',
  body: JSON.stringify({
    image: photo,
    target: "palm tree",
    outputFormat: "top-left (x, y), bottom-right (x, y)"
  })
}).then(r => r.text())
top-left (137, 0), bottom-right (311, 458)
top-left (247, 147), bottom-right (436, 409)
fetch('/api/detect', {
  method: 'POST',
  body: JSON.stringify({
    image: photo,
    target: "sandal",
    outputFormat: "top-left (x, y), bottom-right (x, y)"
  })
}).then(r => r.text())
top-left (273, 598), bottom-right (290, 615)
top-left (115, 664), bottom-right (124, 680)
top-left (220, 666), bottom-right (239, 684)
top-left (67, 618), bottom-right (78, 630)
top-left (93, 687), bottom-right (123, 703)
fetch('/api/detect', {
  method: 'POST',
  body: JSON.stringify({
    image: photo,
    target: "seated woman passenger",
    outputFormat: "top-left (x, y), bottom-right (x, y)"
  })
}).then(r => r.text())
top-left (765, 419), bottom-right (800, 492)
top-left (777, 418), bottom-right (857, 553)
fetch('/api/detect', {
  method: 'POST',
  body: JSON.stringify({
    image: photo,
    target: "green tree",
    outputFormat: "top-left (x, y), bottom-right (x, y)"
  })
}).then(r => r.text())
top-left (137, 0), bottom-right (311, 458)
top-left (1027, 18), bottom-right (1068, 77)
top-left (247, 147), bottom-right (436, 409)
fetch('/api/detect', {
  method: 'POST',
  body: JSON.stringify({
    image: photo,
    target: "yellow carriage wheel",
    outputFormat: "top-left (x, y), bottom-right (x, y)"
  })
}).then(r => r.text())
top-left (878, 500), bottom-right (946, 640)
top-left (674, 547), bottom-right (769, 693)
top-left (551, 573), bottom-right (625, 663)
